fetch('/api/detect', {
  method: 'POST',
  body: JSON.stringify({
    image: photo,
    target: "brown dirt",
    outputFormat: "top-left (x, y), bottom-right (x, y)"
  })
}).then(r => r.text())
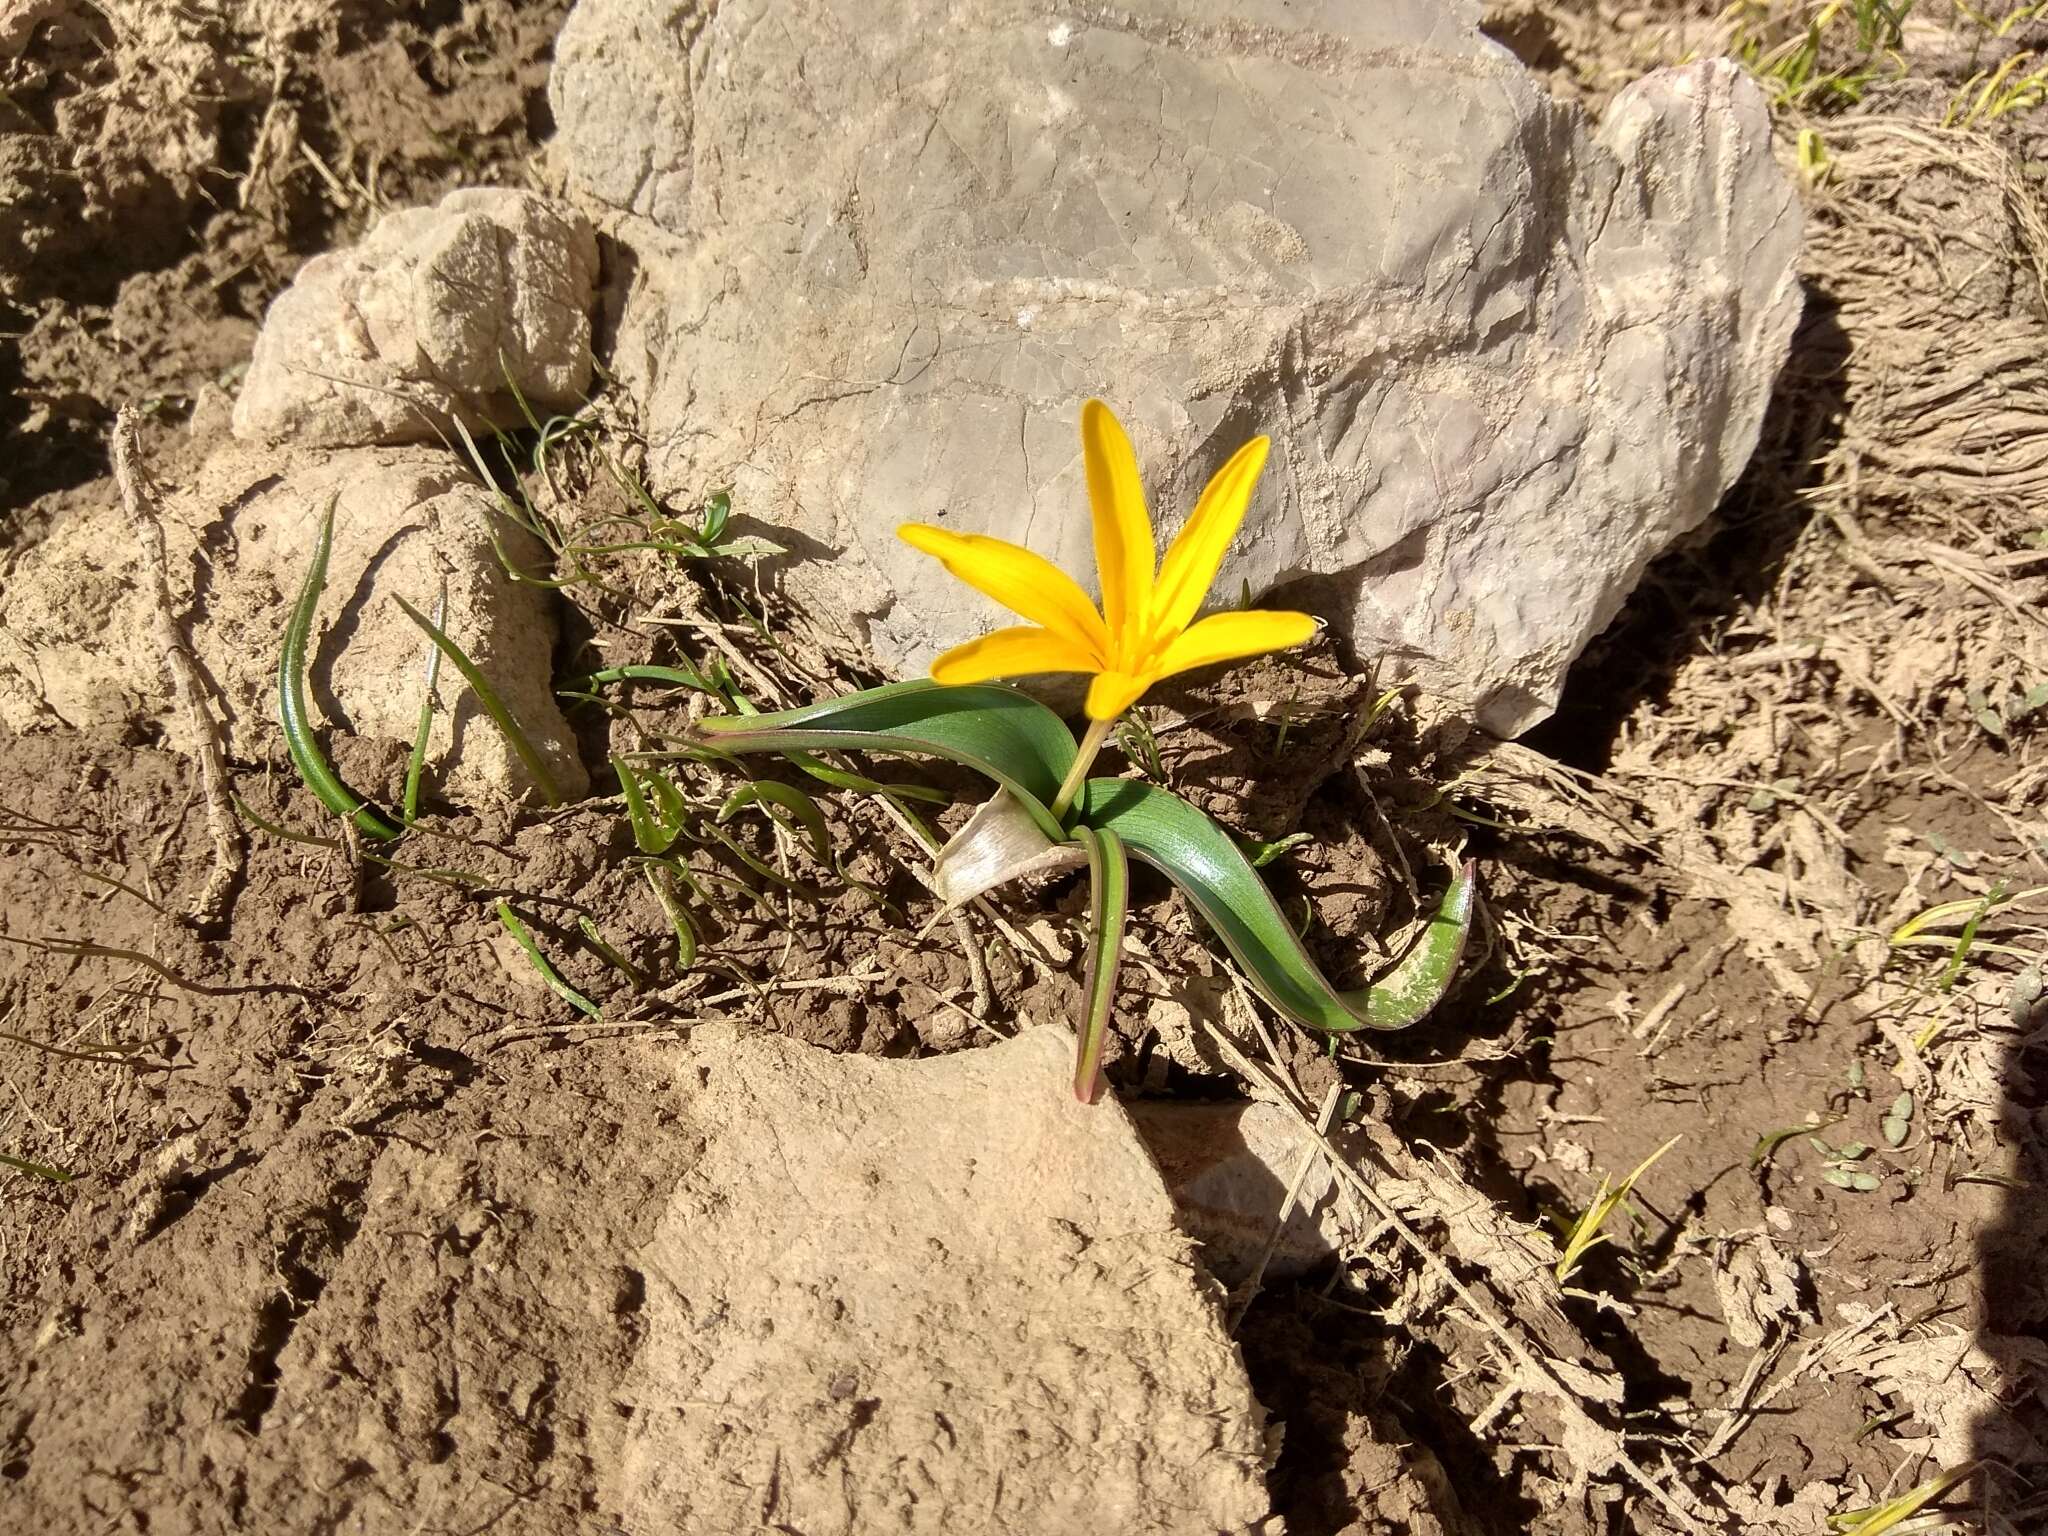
top-left (7, 2), bottom-right (2048, 1533)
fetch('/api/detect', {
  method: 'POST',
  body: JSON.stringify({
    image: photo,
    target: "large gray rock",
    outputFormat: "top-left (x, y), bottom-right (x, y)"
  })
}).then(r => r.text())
top-left (233, 188), bottom-right (600, 448)
top-left (549, 0), bottom-right (1802, 734)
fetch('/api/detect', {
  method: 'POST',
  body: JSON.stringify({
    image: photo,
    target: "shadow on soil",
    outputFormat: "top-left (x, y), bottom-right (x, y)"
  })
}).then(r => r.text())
top-left (1523, 289), bottom-right (1852, 776)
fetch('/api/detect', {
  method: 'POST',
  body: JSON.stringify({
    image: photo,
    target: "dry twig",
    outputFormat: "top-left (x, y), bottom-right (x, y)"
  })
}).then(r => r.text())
top-left (111, 407), bottom-right (245, 933)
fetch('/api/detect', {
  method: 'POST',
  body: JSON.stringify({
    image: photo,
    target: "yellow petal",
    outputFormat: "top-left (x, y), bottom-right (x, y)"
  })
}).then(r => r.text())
top-left (929, 625), bottom-right (1100, 685)
top-left (1149, 435), bottom-right (1271, 645)
top-left (899, 524), bottom-right (1107, 658)
top-left (1080, 400), bottom-right (1155, 654)
top-left (1154, 610), bottom-right (1317, 678)
top-left (1085, 670), bottom-right (1153, 721)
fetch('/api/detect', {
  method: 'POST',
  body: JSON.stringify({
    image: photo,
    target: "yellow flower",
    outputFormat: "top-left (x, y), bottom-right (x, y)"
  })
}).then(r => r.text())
top-left (898, 400), bottom-right (1316, 723)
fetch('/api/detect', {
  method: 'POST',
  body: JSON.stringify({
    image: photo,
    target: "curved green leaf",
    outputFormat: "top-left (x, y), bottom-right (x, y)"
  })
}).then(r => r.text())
top-left (393, 593), bottom-right (565, 806)
top-left (690, 680), bottom-right (1075, 837)
top-left (278, 496), bottom-right (405, 841)
top-left (615, 755), bottom-right (685, 854)
top-left (718, 779), bottom-right (831, 865)
top-left (1074, 777), bottom-right (1477, 1033)
top-left (495, 901), bottom-right (600, 1018)
top-left (1073, 824), bottom-right (1128, 1105)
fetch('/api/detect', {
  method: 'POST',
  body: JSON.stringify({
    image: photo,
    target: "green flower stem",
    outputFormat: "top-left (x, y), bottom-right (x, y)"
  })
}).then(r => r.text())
top-left (1050, 717), bottom-right (1114, 822)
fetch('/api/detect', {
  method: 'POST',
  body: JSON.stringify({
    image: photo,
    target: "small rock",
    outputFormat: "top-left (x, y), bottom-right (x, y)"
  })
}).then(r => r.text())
top-left (0, 442), bottom-right (588, 806)
top-left (233, 188), bottom-right (599, 448)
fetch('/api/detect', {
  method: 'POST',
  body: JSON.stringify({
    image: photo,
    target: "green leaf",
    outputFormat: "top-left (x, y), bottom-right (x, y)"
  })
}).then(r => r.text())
top-left (277, 495), bottom-right (405, 841)
top-left (1752, 1115), bottom-right (1842, 1168)
top-left (644, 864), bottom-right (699, 970)
top-left (718, 779), bottom-right (831, 864)
top-left (1240, 830), bottom-right (1313, 868)
top-left (615, 755), bottom-right (685, 854)
top-left (402, 581), bottom-right (448, 825)
top-left (1073, 824), bottom-right (1128, 1104)
top-left (393, 593), bottom-right (566, 806)
top-left (1072, 777), bottom-right (1476, 1033)
top-left (690, 680), bottom-right (1076, 837)
top-left (495, 901), bottom-right (600, 1018)
top-left (0, 1151), bottom-right (74, 1183)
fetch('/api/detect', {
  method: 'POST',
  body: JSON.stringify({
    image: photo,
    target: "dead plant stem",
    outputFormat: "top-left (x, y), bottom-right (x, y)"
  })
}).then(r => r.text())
top-left (112, 406), bottom-right (245, 933)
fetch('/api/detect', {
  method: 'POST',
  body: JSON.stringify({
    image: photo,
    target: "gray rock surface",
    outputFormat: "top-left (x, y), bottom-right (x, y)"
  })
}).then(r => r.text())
top-left (232, 188), bottom-right (600, 448)
top-left (549, 0), bottom-right (1802, 734)
top-left (610, 1022), bottom-right (1276, 1534)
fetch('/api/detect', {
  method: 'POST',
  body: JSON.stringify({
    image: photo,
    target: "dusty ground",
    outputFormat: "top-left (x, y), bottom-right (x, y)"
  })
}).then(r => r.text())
top-left (5, 1), bottom-right (2048, 1532)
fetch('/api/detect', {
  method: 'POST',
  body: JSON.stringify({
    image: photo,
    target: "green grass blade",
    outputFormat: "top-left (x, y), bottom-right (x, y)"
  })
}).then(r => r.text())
top-left (644, 865), bottom-right (699, 969)
top-left (584, 663), bottom-right (721, 693)
top-left (1830, 1462), bottom-right (1979, 1535)
top-left (402, 581), bottom-right (448, 823)
top-left (614, 755), bottom-right (684, 854)
top-left (577, 914), bottom-right (646, 986)
top-left (689, 680), bottom-right (1075, 836)
top-left (0, 1151), bottom-right (74, 1183)
top-left (231, 793), bottom-right (345, 850)
top-left (717, 780), bottom-right (830, 864)
top-left (392, 593), bottom-right (566, 806)
top-left (779, 754), bottom-right (951, 806)
top-left (1073, 777), bottom-right (1477, 1034)
top-left (1074, 824), bottom-right (1128, 1104)
top-left (277, 496), bottom-right (405, 841)
top-left (494, 901), bottom-right (600, 1017)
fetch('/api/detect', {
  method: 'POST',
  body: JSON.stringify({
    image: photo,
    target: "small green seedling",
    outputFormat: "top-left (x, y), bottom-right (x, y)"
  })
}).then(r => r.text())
top-left (1241, 830), bottom-right (1314, 869)
top-left (278, 497), bottom-right (405, 840)
top-left (1881, 1091), bottom-right (1914, 1148)
top-left (1555, 1135), bottom-right (1681, 1284)
top-left (495, 901), bottom-right (600, 1018)
top-left (1828, 1461), bottom-right (1978, 1536)
top-left (1113, 711), bottom-right (1166, 784)
top-left (1811, 1135), bottom-right (1883, 1192)
top-left (0, 1151), bottom-right (74, 1184)
top-left (1966, 681), bottom-right (2048, 741)
top-left (393, 593), bottom-right (565, 806)
top-left (402, 582), bottom-right (447, 824)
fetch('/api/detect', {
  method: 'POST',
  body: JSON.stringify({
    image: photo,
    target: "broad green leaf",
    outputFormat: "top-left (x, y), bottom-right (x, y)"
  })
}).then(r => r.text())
top-left (1074, 824), bottom-right (1128, 1104)
top-left (1073, 777), bottom-right (1476, 1033)
top-left (690, 680), bottom-right (1075, 837)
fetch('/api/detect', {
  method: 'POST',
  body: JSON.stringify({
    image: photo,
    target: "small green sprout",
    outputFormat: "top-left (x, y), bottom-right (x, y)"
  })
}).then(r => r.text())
top-left (392, 593), bottom-right (565, 806)
top-left (1881, 1091), bottom-right (1914, 1147)
top-left (0, 1151), bottom-right (74, 1184)
top-left (1828, 1462), bottom-right (1978, 1535)
top-left (1753, 1115), bottom-right (1844, 1169)
top-left (402, 581), bottom-right (447, 824)
top-left (495, 901), bottom-right (600, 1018)
top-left (278, 497), bottom-right (405, 840)
top-left (1554, 1135), bottom-right (1680, 1284)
